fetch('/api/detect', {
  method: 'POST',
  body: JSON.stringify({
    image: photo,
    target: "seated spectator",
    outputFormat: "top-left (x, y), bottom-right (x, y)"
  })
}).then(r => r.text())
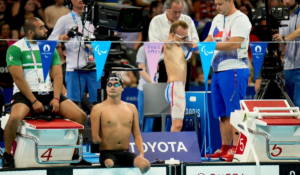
top-left (0, 23), bottom-right (15, 46)
top-left (0, 0), bottom-right (11, 27)
top-left (194, 0), bottom-right (216, 24)
top-left (44, 0), bottom-right (70, 35)
top-left (12, 0), bottom-right (45, 38)
top-left (0, 0), bottom-right (18, 40)
top-left (193, 0), bottom-right (216, 39)
top-left (140, 1), bottom-right (163, 42)
top-left (12, 0), bottom-right (45, 19)
top-left (163, 0), bottom-right (194, 16)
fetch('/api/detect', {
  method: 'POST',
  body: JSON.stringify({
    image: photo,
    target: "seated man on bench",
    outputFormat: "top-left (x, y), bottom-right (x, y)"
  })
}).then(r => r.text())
top-left (2, 17), bottom-right (90, 168)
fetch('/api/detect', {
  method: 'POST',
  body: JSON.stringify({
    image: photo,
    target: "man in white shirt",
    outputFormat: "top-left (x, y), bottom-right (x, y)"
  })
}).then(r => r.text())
top-left (48, 0), bottom-right (100, 105)
top-left (148, 0), bottom-right (199, 90)
top-left (204, 0), bottom-right (251, 162)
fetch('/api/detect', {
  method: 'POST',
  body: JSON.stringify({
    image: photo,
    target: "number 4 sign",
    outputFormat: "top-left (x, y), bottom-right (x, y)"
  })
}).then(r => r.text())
top-left (236, 132), bottom-right (247, 155)
top-left (41, 148), bottom-right (53, 161)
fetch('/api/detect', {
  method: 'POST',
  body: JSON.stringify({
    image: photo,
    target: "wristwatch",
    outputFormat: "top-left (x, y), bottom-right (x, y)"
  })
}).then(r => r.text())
top-left (282, 36), bottom-right (286, 42)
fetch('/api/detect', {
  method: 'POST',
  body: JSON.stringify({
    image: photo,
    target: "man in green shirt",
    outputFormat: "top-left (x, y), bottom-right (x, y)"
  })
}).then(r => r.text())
top-left (2, 17), bottom-right (90, 168)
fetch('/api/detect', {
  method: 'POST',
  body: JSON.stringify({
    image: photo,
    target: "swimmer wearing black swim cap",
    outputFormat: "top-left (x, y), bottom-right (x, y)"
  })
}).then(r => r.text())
top-left (106, 72), bottom-right (124, 88)
top-left (90, 72), bottom-right (151, 174)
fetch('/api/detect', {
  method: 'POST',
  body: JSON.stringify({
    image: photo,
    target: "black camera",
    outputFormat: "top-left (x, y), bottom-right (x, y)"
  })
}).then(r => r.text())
top-left (252, 7), bottom-right (290, 29)
top-left (81, 1), bottom-right (143, 32)
top-left (92, 2), bottom-right (143, 32)
top-left (68, 2), bottom-right (143, 61)
top-left (67, 26), bottom-right (80, 38)
top-left (252, 7), bottom-right (290, 21)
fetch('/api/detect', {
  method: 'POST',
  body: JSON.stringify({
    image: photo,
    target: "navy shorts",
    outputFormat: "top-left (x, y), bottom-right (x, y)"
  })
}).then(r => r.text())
top-left (211, 68), bottom-right (250, 118)
top-left (65, 71), bottom-right (101, 102)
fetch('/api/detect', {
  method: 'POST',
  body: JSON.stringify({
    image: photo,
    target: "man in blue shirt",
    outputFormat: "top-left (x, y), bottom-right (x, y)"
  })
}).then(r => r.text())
top-left (273, 0), bottom-right (300, 108)
top-left (48, 0), bottom-right (101, 104)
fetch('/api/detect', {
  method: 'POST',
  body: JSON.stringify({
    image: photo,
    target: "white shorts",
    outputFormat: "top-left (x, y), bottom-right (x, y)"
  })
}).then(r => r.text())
top-left (165, 81), bottom-right (186, 120)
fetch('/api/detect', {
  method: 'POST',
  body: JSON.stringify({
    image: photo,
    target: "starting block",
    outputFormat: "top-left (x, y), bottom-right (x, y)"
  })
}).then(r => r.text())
top-left (231, 100), bottom-right (300, 162)
top-left (0, 114), bottom-right (84, 168)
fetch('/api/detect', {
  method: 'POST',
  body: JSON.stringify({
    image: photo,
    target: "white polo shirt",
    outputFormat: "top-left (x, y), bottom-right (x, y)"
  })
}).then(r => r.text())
top-left (148, 12), bottom-right (199, 60)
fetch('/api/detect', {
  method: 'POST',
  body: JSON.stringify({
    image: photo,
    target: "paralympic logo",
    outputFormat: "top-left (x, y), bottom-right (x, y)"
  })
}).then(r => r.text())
top-left (43, 44), bottom-right (50, 52)
top-left (95, 45), bottom-right (108, 56)
top-left (201, 45), bottom-right (214, 56)
top-left (254, 45), bottom-right (262, 58)
top-left (255, 45), bottom-right (262, 53)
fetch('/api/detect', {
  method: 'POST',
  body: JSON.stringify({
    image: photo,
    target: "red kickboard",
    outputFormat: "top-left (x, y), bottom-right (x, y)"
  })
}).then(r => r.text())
top-left (259, 117), bottom-right (300, 126)
top-left (243, 100), bottom-right (290, 113)
top-left (25, 119), bottom-right (84, 129)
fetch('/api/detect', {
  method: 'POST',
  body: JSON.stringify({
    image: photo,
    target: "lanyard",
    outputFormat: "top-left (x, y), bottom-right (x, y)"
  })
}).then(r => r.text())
top-left (71, 11), bottom-right (94, 36)
top-left (25, 37), bottom-right (41, 82)
top-left (25, 37), bottom-right (38, 71)
top-left (223, 16), bottom-right (230, 39)
top-left (71, 11), bottom-right (82, 33)
top-left (185, 47), bottom-right (199, 60)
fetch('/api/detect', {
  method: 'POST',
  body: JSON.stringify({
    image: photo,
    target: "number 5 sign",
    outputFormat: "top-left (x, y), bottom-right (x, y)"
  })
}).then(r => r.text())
top-left (236, 132), bottom-right (248, 155)
top-left (271, 145), bottom-right (282, 157)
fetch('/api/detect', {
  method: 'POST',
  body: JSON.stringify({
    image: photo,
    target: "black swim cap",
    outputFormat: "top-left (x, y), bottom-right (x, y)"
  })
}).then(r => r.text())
top-left (106, 72), bottom-right (124, 87)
